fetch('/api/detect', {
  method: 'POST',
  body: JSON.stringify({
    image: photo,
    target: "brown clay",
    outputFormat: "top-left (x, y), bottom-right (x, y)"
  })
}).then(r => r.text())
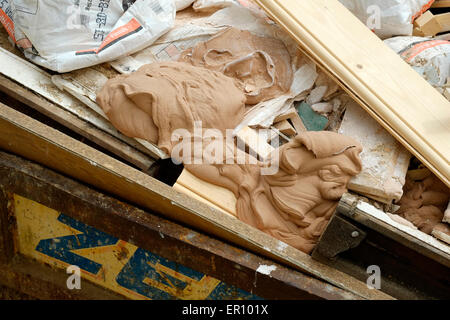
top-left (186, 131), bottom-right (363, 253)
top-left (178, 27), bottom-right (293, 105)
top-left (96, 61), bottom-right (246, 155)
top-left (395, 175), bottom-right (450, 235)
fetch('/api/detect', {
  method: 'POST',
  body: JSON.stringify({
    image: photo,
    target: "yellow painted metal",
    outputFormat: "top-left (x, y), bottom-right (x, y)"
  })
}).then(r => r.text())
top-left (13, 194), bottom-right (247, 300)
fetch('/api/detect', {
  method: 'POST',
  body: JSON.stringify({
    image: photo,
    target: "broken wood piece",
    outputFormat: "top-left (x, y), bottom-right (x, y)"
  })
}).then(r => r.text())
top-left (173, 183), bottom-right (235, 217)
top-left (432, 0), bottom-right (450, 8)
top-left (274, 119), bottom-right (296, 136)
top-left (273, 107), bottom-right (307, 135)
top-left (431, 225), bottom-right (450, 245)
top-left (175, 169), bottom-right (237, 217)
top-left (413, 11), bottom-right (442, 37)
top-left (235, 126), bottom-right (275, 161)
top-left (289, 111), bottom-right (307, 134)
top-left (0, 74), bottom-right (154, 171)
top-left (443, 87), bottom-right (450, 101)
top-left (435, 12), bottom-right (450, 33)
top-left (273, 107), bottom-right (298, 123)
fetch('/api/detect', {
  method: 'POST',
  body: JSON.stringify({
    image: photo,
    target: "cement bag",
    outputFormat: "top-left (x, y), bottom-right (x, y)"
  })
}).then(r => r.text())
top-left (339, 0), bottom-right (435, 39)
top-left (0, 0), bottom-right (175, 73)
top-left (384, 36), bottom-right (450, 88)
top-left (175, 0), bottom-right (195, 11)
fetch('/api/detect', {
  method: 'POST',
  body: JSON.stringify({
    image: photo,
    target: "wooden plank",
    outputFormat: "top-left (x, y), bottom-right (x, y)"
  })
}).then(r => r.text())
top-left (274, 119), bottom-right (296, 136)
top-left (173, 183), bottom-right (235, 217)
top-left (432, 0), bottom-right (450, 8)
top-left (413, 11), bottom-right (442, 37)
top-left (175, 169), bottom-right (237, 217)
top-left (255, 0), bottom-right (450, 187)
top-left (0, 74), bottom-right (154, 171)
top-left (0, 152), bottom-right (361, 300)
top-left (435, 12), bottom-right (450, 33)
top-left (273, 107), bottom-right (298, 123)
top-left (0, 103), bottom-right (392, 300)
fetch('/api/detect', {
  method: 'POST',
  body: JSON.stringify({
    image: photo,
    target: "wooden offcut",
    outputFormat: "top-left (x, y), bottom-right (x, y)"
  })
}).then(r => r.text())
top-left (175, 169), bottom-right (237, 217)
top-left (432, 0), bottom-right (450, 8)
top-left (255, 0), bottom-right (450, 187)
top-left (413, 11), bottom-right (442, 37)
top-left (274, 119), bottom-right (296, 136)
top-left (436, 12), bottom-right (450, 33)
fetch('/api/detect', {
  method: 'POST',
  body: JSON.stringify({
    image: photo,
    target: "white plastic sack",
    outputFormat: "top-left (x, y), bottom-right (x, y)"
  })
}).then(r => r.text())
top-left (384, 36), bottom-right (450, 88)
top-left (193, 0), bottom-right (236, 12)
top-left (339, 0), bottom-right (435, 39)
top-left (0, 0), bottom-right (175, 72)
top-left (175, 0), bottom-right (195, 11)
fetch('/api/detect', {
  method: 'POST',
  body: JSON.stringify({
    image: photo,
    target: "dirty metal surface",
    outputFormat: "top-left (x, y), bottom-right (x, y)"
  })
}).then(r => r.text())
top-left (0, 151), bottom-right (358, 300)
top-left (312, 215), bottom-right (366, 261)
top-left (310, 198), bottom-right (450, 299)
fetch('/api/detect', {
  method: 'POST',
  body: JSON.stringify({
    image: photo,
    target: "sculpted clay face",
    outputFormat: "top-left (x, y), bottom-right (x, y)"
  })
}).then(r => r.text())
top-left (186, 131), bottom-right (363, 253)
top-left (179, 27), bottom-right (293, 105)
top-left (97, 60), bottom-right (363, 253)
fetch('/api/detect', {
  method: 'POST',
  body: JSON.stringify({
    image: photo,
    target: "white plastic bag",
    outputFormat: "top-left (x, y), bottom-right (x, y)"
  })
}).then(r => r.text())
top-left (384, 36), bottom-right (450, 88)
top-left (0, 0), bottom-right (175, 72)
top-left (339, 0), bottom-right (435, 39)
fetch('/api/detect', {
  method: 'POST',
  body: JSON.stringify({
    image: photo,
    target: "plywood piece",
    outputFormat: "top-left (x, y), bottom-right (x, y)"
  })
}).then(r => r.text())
top-left (413, 11), bottom-right (442, 37)
top-left (176, 169), bottom-right (237, 217)
top-left (274, 119), bottom-right (296, 136)
top-left (0, 103), bottom-right (393, 300)
top-left (255, 0), bottom-right (450, 187)
top-left (273, 107), bottom-right (306, 135)
top-left (173, 183), bottom-right (235, 217)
